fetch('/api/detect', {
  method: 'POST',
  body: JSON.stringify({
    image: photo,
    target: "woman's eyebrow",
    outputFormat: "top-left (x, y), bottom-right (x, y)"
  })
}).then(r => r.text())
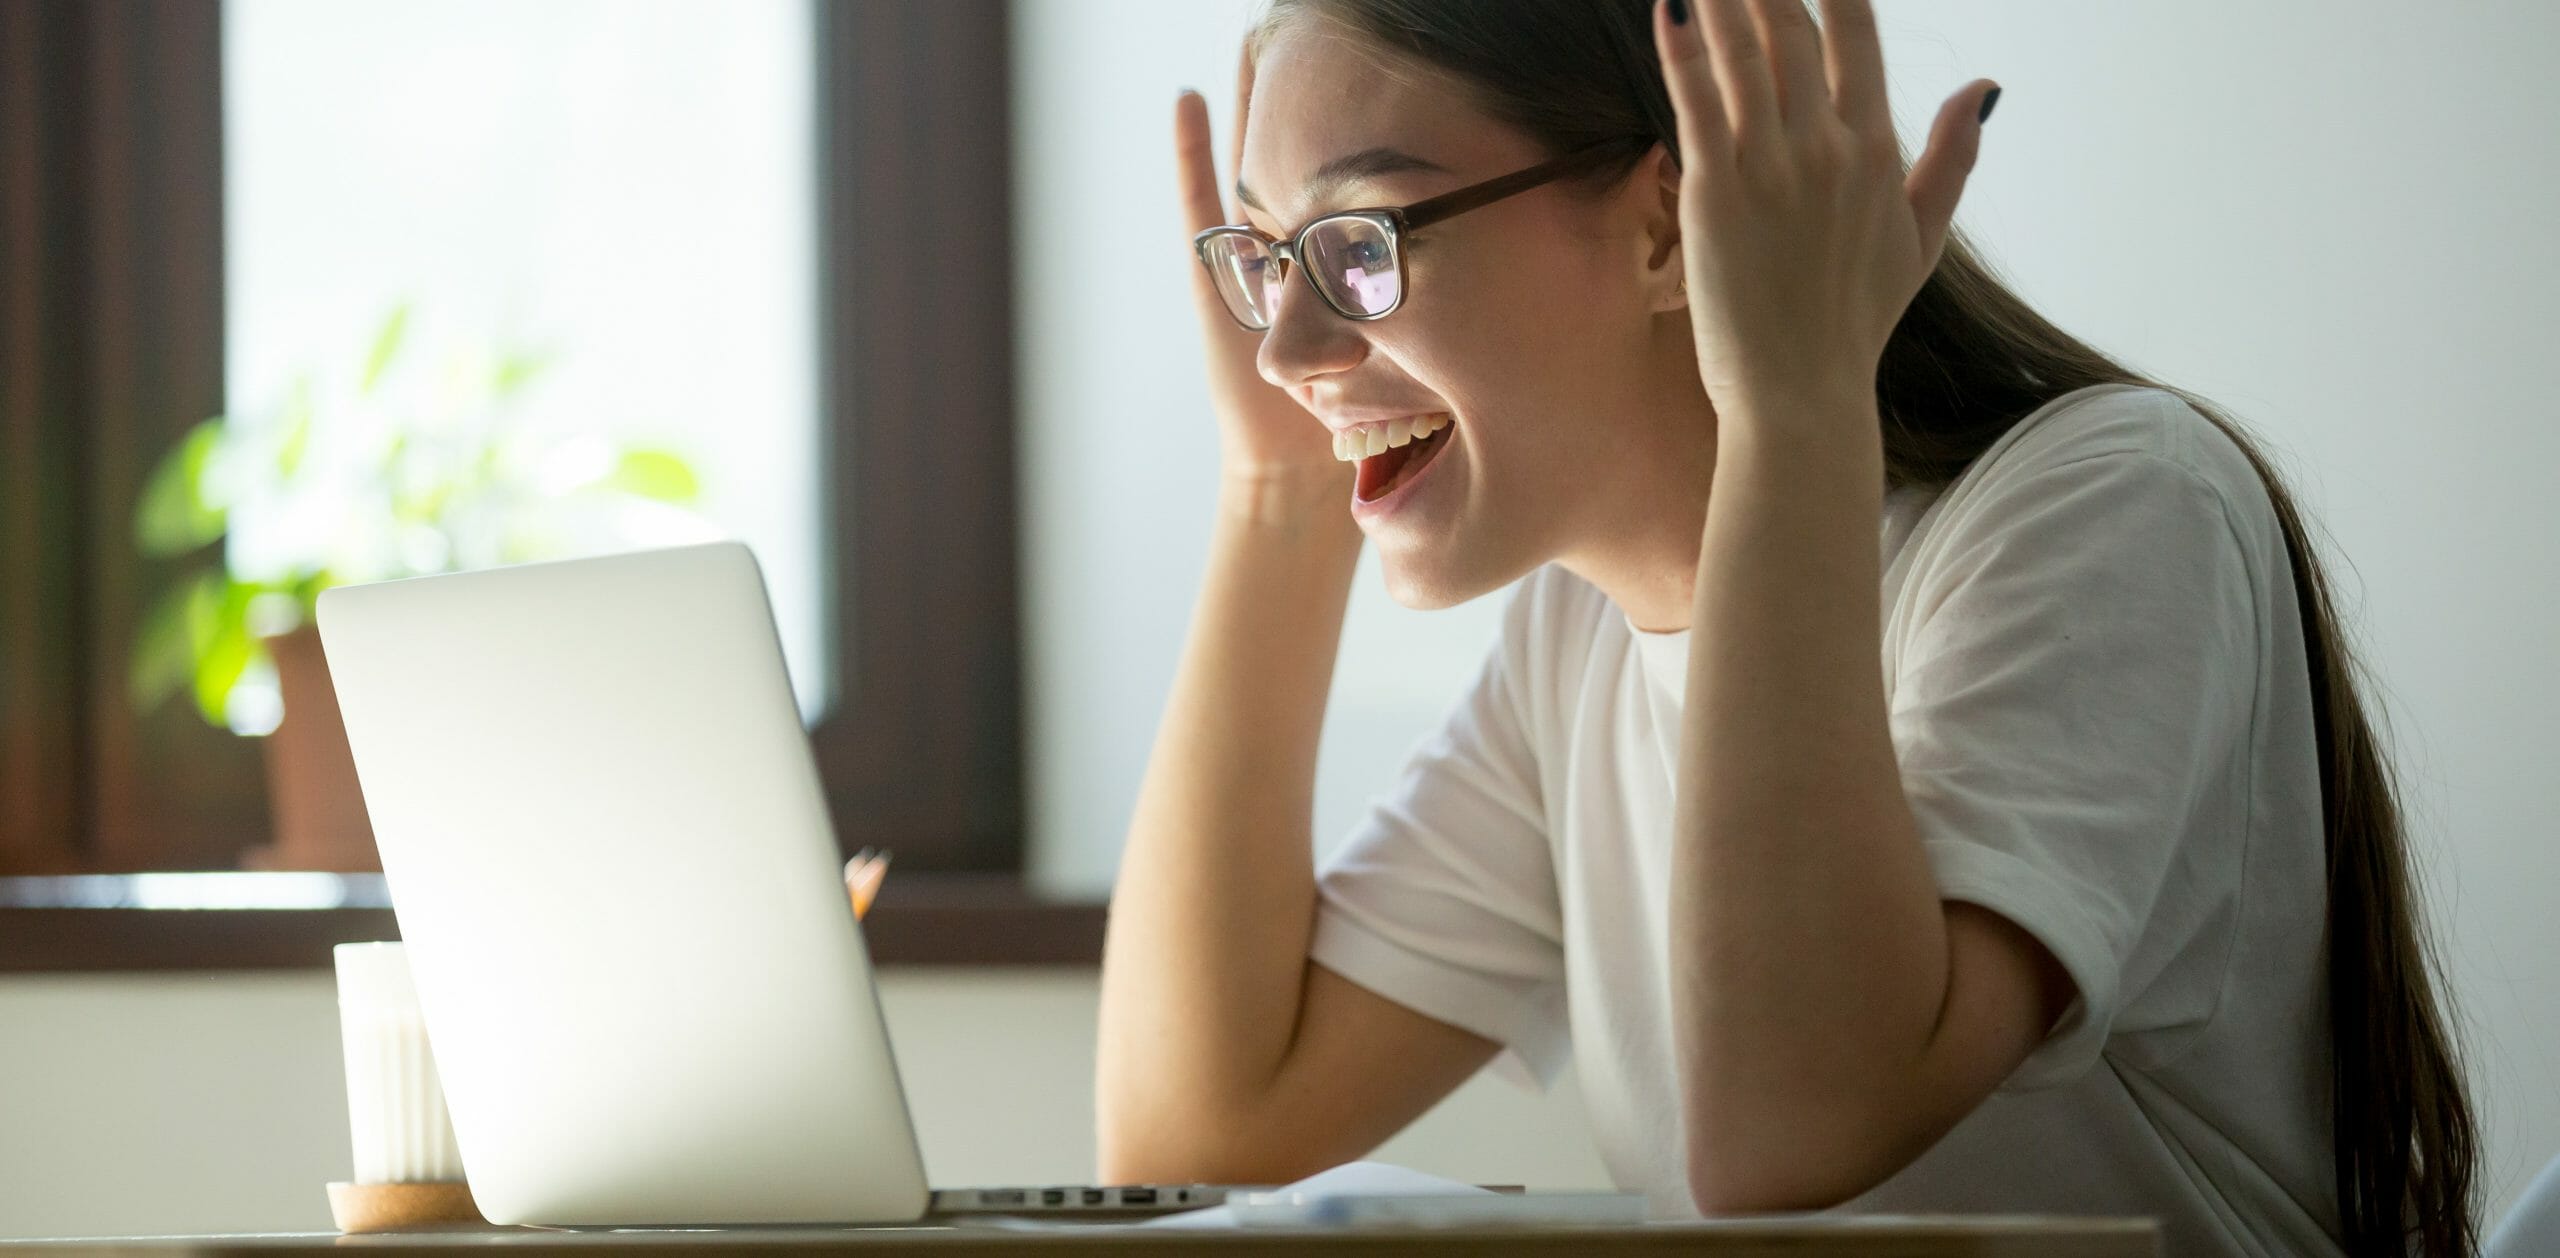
top-left (1236, 146), bottom-right (1449, 213)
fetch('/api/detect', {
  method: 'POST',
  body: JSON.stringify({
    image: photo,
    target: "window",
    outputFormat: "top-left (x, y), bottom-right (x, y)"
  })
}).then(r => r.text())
top-left (223, 0), bottom-right (830, 720)
top-left (0, 0), bottom-right (1084, 968)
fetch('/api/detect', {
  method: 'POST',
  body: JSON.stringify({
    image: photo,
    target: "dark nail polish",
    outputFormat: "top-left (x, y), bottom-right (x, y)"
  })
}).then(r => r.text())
top-left (1668, 0), bottom-right (1689, 26)
top-left (1977, 86), bottom-right (2002, 124)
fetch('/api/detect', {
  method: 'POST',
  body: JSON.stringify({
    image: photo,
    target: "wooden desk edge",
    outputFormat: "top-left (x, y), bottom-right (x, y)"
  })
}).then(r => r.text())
top-left (0, 1215), bottom-right (2159, 1257)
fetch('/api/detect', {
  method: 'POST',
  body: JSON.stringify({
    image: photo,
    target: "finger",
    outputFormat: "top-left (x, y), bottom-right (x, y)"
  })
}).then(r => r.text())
top-left (1231, 33), bottom-right (1256, 221)
top-left (1175, 89), bottom-right (1226, 237)
top-left (1746, 0), bottom-right (1830, 131)
top-left (1816, 0), bottom-right (1893, 139)
top-left (1655, 0), bottom-right (1731, 168)
top-left (1697, 0), bottom-right (1779, 136)
top-left (1904, 81), bottom-right (1996, 269)
top-left (1175, 89), bottom-right (1243, 330)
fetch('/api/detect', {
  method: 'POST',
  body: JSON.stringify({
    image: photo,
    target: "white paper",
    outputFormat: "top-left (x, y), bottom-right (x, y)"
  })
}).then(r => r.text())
top-left (1140, 1161), bottom-right (1493, 1230)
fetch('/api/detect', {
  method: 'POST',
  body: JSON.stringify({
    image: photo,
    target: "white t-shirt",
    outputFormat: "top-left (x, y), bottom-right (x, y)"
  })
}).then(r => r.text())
top-left (1310, 382), bottom-right (2345, 1255)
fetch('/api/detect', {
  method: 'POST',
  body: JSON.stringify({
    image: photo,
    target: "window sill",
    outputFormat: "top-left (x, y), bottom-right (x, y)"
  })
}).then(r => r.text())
top-left (0, 873), bottom-right (1104, 972)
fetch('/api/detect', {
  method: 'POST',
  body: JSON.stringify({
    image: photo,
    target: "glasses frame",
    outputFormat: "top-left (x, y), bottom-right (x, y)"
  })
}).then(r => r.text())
top-left (1193, 135), bottom-right (1656, 330)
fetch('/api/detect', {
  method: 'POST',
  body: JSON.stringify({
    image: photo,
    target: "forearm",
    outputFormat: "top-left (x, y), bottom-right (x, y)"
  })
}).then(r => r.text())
top-left (1671, 396), bottom-right (1949, 1208)
top-left (1096, 467), bottom-right (1364, 1171)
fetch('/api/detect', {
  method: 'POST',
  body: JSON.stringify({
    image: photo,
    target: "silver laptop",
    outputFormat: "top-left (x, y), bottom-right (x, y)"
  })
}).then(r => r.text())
top-left (317, 541), bottom-right (1240, 1226)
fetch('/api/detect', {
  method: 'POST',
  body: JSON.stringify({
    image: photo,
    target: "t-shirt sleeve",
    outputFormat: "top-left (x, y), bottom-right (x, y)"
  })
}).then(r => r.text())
top-left (1309, 578), bottom-right (1568, 1090)
top-left (1890, 448), bottom-right (2258, 1093)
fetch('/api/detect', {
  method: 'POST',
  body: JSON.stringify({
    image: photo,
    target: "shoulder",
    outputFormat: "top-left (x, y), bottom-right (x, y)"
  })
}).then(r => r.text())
top-left (1937, 383), bottom-right (2286, 559)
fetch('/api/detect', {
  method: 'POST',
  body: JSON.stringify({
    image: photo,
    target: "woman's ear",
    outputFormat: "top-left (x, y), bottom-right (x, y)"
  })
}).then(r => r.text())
top-left (1640, 144), bottom-right (1686, 315)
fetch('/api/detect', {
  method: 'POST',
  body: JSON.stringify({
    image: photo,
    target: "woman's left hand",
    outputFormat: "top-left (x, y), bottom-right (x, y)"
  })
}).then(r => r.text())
top-left (1652, 0), bottom-right (1998, 421)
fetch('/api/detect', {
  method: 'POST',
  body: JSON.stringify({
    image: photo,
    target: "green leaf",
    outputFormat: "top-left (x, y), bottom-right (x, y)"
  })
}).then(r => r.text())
top-left (128, 572), bottom-right (213, 713)
top-left (492, 347), bottom-right (553, 397)
top-left (275, 375), bottom-right (315, 479)
top-left (288, 568), bottom-right (335, 614)
top-left (606, 448), bottom-right (700, 503)
top-left (359, 303), bottom-right (412, 395)
top-left (191, 628), bottom-right (254, 728)
top-left (135, 419), bottom-right (229, 558)
top-left (188, 578), bottom-right (258, 727)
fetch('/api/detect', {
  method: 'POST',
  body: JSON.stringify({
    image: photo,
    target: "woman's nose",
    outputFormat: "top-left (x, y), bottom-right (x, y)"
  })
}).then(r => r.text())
top-left (1255, 261), bottom-right (1368, 389)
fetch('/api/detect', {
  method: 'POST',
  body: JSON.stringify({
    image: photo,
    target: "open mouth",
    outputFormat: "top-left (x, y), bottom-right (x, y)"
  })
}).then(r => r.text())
top-left (1346, 414), bottom-right (1456, 505)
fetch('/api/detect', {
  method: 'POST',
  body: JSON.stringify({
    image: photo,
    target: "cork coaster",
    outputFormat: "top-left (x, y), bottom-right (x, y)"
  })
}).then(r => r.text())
top-left (326, 1180), bottom-right (492, 1233)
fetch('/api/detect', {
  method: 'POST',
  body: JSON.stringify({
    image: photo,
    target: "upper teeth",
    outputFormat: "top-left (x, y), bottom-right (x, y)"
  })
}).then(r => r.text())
top-left (1332, 413), bottom-right (1451, 462)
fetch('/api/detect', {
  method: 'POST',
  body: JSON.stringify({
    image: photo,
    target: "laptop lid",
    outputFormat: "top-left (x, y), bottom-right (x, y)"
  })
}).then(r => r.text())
top-left (316, 541), bottom-right (930, 1226)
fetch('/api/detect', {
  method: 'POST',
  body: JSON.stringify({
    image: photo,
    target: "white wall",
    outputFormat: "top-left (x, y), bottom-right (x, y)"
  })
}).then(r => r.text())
top-left (1014, 0), bottom-right (2560, 1229)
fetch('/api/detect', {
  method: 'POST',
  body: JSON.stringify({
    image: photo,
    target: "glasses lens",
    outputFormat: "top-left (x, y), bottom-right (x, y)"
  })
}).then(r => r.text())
top-left (1305, 216), bottom-right (1401, 317)
top-left (1199, 232), bottom-right (1277, 329)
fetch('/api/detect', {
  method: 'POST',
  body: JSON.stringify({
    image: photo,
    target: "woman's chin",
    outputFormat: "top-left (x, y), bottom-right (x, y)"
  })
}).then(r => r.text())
top-left (1377, 548), bottom-right (1481, 612)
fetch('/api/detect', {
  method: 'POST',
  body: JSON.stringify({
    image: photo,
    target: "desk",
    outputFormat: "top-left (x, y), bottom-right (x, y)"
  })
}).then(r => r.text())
top-left (0, 1218), bottom-right (2155, 1256)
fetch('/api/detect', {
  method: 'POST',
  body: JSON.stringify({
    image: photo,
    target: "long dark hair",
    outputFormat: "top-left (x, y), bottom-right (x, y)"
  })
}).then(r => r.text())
top-left (1252, 1), bottom-right (2481, 1252)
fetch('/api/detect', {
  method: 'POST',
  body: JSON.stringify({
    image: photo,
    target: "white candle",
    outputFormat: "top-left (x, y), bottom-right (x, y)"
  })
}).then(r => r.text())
top-left (334, 941), bottom-right (466, 1184)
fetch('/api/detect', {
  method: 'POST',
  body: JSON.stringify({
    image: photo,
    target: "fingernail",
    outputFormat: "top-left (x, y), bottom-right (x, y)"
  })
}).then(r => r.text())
top-left (1977, 85), bottom-right (2002, 124)
top-left (1667, 0), bottom-right (1689, 25)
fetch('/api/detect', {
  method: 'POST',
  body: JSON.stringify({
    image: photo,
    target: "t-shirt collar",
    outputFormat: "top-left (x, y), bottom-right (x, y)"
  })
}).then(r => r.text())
top-left (1624, 613), bottom-right (1691, 697)
top-left (1618, 482), bottom-right (1941, 698)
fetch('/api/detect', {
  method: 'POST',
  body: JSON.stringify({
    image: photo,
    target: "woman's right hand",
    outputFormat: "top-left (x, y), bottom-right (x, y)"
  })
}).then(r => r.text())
top-left (1176, 42), bottom-right (1341, 482)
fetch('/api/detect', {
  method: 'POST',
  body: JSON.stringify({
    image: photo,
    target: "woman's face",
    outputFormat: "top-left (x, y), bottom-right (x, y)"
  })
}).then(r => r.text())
top-left (1239, 20), bottom-right (1711, 612)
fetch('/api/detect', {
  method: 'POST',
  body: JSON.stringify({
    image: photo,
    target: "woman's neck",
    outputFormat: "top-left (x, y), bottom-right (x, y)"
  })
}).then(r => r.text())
top-left (1557, 501), bottom-right (1707, 633)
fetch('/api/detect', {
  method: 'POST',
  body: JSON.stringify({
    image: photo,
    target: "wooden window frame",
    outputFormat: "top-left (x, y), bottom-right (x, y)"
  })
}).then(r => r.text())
top-left (0, 0), bottom-right (1100, 969)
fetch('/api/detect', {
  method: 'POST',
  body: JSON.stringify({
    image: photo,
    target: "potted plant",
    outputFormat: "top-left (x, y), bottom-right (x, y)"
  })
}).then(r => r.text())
top-left (131, 304), bottom-right (714, 871)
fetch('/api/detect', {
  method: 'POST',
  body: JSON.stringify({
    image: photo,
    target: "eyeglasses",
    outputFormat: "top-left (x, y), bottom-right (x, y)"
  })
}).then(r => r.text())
top-left (1193, 136), bottom-right (1654, 331)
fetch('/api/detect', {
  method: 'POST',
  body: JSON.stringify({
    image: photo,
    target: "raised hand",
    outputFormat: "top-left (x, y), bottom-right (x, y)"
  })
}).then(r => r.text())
top-left (1652, 0), bottom-right (1998, 421)
top-left (1175, 39), bottom-right (1340, 480)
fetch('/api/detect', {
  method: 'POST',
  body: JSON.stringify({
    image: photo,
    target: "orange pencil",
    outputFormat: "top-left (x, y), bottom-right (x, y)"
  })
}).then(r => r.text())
top-left (844, 849), bottom-right (891, 919)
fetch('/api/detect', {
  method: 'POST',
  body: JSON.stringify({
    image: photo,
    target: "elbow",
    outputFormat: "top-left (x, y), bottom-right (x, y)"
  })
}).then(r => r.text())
top-left (1092, 1097), bottom-right (1140, 1184)
top-left (1092, 1036), bottom-right (1212, 1183)
top-left (1096, 1103), bottom-right (1208, 1186)
top-left (1681, 1088), bottom-right (1927, 1216)
top-left (1684, 1146), bottom-right (1893, 1218)
top-left (1685, 1160), bottom-right (1852, 1219)
top-left (1683, 1146), bottom-right (1845, 1218)
top-left (1095, 1121), bottom-right (1165, 1187)
top-left (1096, 1124), bottom-right (1321, 1190)
top-left (1094, 1091), bottom-right (1297, 1188)
top-left (1095, 1081), bottom-right (1199, 1185)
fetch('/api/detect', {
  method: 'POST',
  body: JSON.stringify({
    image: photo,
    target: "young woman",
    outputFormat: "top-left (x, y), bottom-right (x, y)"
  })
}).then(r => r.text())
top-left (1093, 1), bottom-right (2480, 1253)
